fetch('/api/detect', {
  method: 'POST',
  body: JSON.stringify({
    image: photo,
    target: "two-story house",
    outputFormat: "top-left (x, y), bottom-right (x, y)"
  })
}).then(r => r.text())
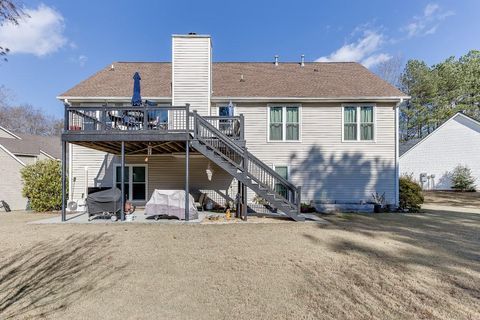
top-left (58, 34), bottom-right (408, 221)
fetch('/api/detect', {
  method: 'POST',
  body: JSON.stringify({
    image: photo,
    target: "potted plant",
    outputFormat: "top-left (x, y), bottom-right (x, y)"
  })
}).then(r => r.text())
top-left (371, 192), bottom-right (386, 213)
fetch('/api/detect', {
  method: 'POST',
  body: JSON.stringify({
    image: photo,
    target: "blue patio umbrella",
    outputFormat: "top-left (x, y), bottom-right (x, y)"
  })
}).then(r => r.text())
top-left (131, 72), bottom-right (142, 106)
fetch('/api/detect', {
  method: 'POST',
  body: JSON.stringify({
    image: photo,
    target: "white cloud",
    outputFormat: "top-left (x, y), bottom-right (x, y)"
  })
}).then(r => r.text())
top-left (403, 3), bottom-right (454, 38)
top-left (315, 30), bottom-right (391, 68)
top-left (0, 4), bottom-right (67, 56)
top-left (70, 54), bottom-right (88, 67)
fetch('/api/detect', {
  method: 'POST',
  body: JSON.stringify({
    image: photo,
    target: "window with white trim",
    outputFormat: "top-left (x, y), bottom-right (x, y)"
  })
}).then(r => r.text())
top-left (343, 105), bottom-right (374, 141)
top-left (268, 105), bottom-right (300, 141)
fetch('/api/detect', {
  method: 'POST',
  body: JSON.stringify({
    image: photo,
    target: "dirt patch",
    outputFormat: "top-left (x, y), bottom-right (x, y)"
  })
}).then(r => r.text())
top-left (0, 204), bottom-right (479, 319)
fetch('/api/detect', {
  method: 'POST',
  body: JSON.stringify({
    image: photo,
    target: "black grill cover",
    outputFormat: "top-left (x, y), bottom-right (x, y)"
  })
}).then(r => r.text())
top-left (86, 187), bottom-right (122, 215)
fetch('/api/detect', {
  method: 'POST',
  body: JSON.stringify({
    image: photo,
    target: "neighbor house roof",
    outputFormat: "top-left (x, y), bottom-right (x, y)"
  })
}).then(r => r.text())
top-left (0, 134), bottom-right (61, 159)
top-left (59, 62), bottom-right (407, 99)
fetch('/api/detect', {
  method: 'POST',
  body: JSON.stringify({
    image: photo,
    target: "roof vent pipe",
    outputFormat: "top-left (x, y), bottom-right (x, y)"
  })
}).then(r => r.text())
top-left (301, 54), bottom-right (305, 67)
top-left (274, 55), bottom-right (279, 66)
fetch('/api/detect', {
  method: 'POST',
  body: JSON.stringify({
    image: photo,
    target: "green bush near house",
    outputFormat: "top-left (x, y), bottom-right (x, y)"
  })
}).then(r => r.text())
top-left (399, 175), bottom-right (424, 212)
top-left (21, 160), bottom-right (64, 212)
top-left (451, 165), bottom-right (477, 192)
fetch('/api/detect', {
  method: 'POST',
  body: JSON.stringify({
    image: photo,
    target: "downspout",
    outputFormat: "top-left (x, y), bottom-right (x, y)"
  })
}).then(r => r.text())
top-left (394, 98), bottom-right (403, 208)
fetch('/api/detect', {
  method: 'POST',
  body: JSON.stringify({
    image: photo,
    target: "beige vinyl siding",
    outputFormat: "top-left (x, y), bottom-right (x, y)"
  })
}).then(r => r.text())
top-left (227, 102), bottom-right (396, 205)
top-left (0, 148), bottom-right (27, 210)
top-left (70, 144), bottom-right (116, 200)
top-left (70, 145), bottom-right (234, 205)
top-left (172, 36), bottom-right (211, 116)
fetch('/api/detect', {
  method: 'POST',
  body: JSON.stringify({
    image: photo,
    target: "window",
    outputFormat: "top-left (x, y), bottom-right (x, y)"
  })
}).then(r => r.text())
top-left (115, 165), bottom-right (147, 201)
top-left (218, 104), bottom-right (235, 135)
top-left (274, 166), bottom-right (289, 198)
top-left (268, 105), bottom-right (300, 141)
top-left (343, 105), bottom-right (375, 141)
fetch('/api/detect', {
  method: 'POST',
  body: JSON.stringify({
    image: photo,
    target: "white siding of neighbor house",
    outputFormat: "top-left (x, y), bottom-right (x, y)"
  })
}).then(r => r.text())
top-left (172, 35), bottom-right (211, 116)
top-left (213, 102), bottom-right (397, 205)
top-left (400, 114), bottom-right (480, 190)
top-left (0, 148), bottom-right (27, 210)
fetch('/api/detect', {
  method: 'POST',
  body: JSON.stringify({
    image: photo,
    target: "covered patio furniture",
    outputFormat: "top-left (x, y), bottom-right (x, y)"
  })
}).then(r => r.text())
top-left (86, 187), bottom-right (122, 221)
top-left (145, 189), bottom-right (198, 220)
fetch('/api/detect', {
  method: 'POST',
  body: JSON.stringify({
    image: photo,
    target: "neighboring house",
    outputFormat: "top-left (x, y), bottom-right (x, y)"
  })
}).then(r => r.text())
top-left (400, 112), bottom-right (480, 190)
top-left (58, 33), bottom-right (408, 221)
top-left (0, 126), bottom-right (61, 210)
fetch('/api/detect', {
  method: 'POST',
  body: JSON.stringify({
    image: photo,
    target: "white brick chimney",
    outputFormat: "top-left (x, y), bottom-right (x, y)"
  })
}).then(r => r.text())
top-left (172, 34), bottom-right (212, 116)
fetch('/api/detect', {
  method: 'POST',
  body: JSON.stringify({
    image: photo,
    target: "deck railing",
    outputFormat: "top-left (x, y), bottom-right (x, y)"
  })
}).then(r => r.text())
top-left (64, 105), bottom-right (244, 140)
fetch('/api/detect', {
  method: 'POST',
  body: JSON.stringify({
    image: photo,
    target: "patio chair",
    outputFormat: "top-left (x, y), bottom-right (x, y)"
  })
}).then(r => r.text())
top-left (195, 193), bottom-right (207, 211)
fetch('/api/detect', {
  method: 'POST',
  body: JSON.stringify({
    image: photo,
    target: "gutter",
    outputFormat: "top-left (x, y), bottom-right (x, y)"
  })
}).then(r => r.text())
top-left (211, 96), bottom-right (410, 103)
top-left (58, 95), bottom-right (410, 104)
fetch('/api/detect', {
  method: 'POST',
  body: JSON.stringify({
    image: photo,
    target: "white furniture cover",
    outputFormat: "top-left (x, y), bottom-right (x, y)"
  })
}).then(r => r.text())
top-left (144, 189), bottom-right (198, 220)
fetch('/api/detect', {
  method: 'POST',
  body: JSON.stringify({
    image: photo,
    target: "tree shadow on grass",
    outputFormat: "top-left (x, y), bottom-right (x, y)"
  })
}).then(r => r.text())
top-left (299, 207), bottom-right (480, 319)
top-left (0, 233), bottom-right (126, 319)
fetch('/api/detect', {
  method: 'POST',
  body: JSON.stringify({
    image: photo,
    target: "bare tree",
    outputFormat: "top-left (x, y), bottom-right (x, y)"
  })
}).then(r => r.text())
top-left (0, 0), bottom-right (27, 61)
top-left (374, 54), bottom-right (404, 88)
top-left (0, 103), bottom-right (63, 136)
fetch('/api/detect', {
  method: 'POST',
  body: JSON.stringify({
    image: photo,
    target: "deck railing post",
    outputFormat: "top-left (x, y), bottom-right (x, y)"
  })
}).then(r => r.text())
top-left (240, 113), bottom-right (245, 140)
top-left (61, 140), bottom-right (67, 222)
top-left (185, 103), bottom-right (190, 133)
top-left (143, 105), bottom-right (148, 130)
top-left (193, 110), bottom-right (198, 139)
top-left (120, 141), bottom-right (126, 221)
top-left (102, 105), bottom-right (107, 131)
top-left (64, 106), bottom-right (69, 132)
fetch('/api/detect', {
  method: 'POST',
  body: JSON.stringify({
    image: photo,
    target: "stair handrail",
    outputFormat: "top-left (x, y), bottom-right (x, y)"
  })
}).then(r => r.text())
top-left (192, 111), bottom-right (300, 209)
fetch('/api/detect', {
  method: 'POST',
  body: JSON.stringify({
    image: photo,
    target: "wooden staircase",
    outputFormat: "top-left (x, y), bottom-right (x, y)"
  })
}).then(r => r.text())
top-left (190, 111), bottom-right (305, 221)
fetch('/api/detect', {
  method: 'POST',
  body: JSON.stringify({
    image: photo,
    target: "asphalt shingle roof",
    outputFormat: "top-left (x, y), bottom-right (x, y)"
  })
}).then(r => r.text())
top-left (59, 62), bottom-right (406, 99)
top-left (0, 134), bottom-right (61, 159)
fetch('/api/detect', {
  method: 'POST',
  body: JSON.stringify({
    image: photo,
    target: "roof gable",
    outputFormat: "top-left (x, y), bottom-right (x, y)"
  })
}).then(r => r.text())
top-left (400, 113), bottom-right (480, 158)
top-left (59, 62), bottom-right (407, 99)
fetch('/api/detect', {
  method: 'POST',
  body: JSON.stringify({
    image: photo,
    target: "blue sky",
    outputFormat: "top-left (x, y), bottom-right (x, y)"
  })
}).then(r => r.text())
top-left (0, 0), bottom-right (478, 117)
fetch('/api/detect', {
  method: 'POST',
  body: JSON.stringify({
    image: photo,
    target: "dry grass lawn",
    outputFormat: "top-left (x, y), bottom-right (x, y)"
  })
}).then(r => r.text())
top-left (0, 192), bottom-right (479, 319)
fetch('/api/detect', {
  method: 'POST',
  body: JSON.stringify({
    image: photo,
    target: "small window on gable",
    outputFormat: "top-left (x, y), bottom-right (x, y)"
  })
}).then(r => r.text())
top-left (343, 105), bottom-right (375, 141)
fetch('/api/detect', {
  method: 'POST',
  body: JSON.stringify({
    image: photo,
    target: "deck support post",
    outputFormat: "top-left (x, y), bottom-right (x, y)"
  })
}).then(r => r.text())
top-left (120, 141), bottom-right (125, 221)
top-left (242, 183), bottom-right (247, 221)
top-left (61, 140), bottom-right (67, 222)
top-left (185, 104), bottom-right (190, 221)
top-left (185, 140), bottom-right (190, 221)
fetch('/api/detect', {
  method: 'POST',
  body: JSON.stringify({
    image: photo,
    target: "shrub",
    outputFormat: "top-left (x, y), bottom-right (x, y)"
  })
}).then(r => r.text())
top-left (300, 202), bottom-right (316, 213)
top-left (21, 160), bottom-right (64, 212)
top-left (399, 174), bottom-right (424, 212)
top-left (451, 164), bottom-right (476, 191)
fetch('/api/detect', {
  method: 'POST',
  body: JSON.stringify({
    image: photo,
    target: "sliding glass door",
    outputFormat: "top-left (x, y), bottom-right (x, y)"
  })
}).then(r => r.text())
top-left (115, 165), bottom-right (147, 201)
